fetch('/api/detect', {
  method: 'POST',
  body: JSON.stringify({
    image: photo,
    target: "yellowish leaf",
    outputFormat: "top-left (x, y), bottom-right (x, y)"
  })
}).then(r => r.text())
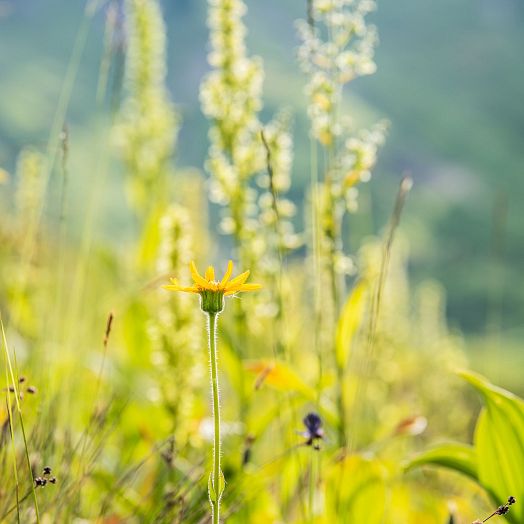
top-left (246, 360), bottom-right (315, 400)
top-left (335, 280), bottom-right (368, 369)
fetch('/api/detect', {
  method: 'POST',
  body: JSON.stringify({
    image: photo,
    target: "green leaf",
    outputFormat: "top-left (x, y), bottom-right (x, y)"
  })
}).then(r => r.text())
top-left (208, 472), bottom-right (215, 504)
top-left (335, 280), bottom-right (368, 369)
top-left (208, 469), bottom-right (226, 504)
top-left (460, 371), bottom-right (524, 524)
top-left (404, 372), bottom-right (524, 523)
top-left (217, 469), bottom-right (226, 499)
top-left (404, 442), bottom-right (478, 482)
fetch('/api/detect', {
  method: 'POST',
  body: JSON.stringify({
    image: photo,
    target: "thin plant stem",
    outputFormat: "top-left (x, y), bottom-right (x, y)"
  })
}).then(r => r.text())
top-left (261, 129), bottom-right (309, 522)
top-left (1, 489), bottom-right (33, 522)
top-left (4, 371), bottom-right (20, 523)
top-left (208, 312), bottom-right (222, 524)
top-left (260, 129), bottom-right (286, 359)
top-left (350, 177), bottom-right (412, 447)
top-left (308, 453), bottom-right (315, 523)
top-left (1, 319), bottom-right (40, 523)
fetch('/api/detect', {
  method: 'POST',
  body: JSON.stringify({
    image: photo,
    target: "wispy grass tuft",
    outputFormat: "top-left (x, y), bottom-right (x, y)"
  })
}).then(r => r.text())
top-left (1, 317), bottom-right (40, 523)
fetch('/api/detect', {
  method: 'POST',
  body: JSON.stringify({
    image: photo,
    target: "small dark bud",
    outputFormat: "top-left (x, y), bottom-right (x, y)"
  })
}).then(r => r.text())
top-left (49, 477), bottom-right (57, 484)
top-left (27, 386), bottom-right (37, 394)
top-left (18, 376), bottom-right (26, 383)
top-left (8, 386), bottom-right (15, 393)
top-left (43, 466), bottom-right (52, 475)
top-left (303, 413), bottom-right (322, 435)
top-left (301, 412), bottom-right (324, 449)
top-left (508, 496), bottom-right (516, 505)
top-left (34, 477), bottom-right (47, 487)
top-left (496, 505), bottom-right (509, 515)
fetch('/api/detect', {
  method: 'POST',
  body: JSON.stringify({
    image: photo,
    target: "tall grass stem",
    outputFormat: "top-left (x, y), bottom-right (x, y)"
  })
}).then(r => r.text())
top-left (1, 319), bottom-right (40, 523)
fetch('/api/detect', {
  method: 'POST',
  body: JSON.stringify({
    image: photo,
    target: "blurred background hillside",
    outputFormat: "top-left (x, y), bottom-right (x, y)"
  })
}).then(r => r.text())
top-left (1, 0), bottom-right (523, 382)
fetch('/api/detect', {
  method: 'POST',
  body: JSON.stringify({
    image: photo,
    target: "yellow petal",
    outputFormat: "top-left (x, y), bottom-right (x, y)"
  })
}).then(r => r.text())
top-left (163, 284), bottom-right (180, 291)
top-left (163, 278), bottom-right (181, 290)
top-left (224, 280), bottom-right (262, 295)
top-left (181, 286), bottom-right (200, 293)
top-left (205, 266), bottom-right (215, 281)
top-left (190, 261), bottom-right (208, 288)
top-left (163, 283), bottom-right (199, 293)
top-left (226, 270), bottom-right (250, 289)
top-left (220, 260), bottom-right (234, 286)
top-left (239, 283), bottom-right (262, 292)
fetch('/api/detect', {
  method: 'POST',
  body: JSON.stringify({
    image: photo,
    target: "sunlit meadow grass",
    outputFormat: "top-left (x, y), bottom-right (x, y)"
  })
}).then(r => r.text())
top-left (0, 1), bottom-right (522, 523)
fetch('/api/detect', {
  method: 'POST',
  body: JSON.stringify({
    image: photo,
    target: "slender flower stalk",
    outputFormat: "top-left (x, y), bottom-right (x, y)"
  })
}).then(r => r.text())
top-left (298, 0), bottom-right (386, 449)
top-left (208, 311), bottom-right (221, 524)
top-left (164, 260), bottom-right (261, 523)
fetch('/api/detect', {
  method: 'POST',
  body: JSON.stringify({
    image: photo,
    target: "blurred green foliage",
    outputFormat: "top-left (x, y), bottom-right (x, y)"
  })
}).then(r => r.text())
top-left (1, 0), bottom-right (523, 337)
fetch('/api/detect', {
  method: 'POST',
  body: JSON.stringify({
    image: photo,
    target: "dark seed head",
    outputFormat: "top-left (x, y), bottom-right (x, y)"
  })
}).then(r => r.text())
top-left (49, 477), bottom-right (57, 484)
top-left (496, 505), bottom-right (509, 515)
top-left (43, 466), bottom-right (52, 475)
top-left (27, 386), bottom-right (37, 394)
top-left (508, 496), bottom-right (516, 505)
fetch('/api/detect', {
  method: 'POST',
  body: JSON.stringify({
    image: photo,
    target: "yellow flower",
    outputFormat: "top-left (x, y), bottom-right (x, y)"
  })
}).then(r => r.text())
top-left (164, 261), bottom-right (261, 313)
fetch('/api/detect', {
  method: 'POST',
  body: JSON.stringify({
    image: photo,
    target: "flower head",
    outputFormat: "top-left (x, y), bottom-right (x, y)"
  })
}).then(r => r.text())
top-left (164, 260), bottom-right (261, 314)
top-left (300, 412), bottom-right (324, 450)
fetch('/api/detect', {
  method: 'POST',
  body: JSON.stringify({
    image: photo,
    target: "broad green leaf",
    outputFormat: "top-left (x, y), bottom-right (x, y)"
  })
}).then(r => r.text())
top-left (404, 442), bottom-right (478, 482)
top-left (405, 372), bottom-right (523, 523)
top-left (335, 280), bottom-right (368, 369)
top-left (460, 370), bottom-right (524, 524)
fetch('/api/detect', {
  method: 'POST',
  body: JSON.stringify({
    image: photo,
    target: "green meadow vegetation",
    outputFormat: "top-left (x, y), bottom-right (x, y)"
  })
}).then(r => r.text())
top-left (0, 0), bottom-right (522, 523)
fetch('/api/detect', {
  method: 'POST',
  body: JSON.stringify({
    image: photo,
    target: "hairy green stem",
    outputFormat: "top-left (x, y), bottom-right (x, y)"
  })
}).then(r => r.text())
top-left (208, 312), bottom-right (222, 524)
